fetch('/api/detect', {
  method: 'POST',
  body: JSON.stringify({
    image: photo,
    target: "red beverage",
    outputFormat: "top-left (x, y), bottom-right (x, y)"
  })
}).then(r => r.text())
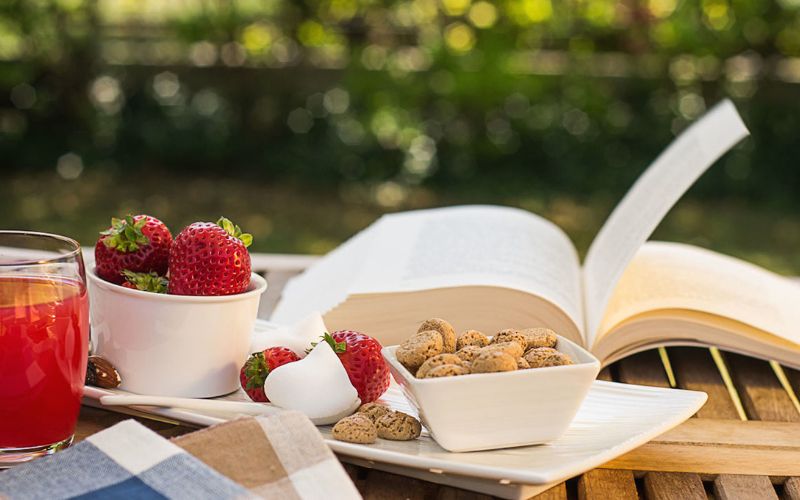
top-left (0, 276), bottom-right (89, 448)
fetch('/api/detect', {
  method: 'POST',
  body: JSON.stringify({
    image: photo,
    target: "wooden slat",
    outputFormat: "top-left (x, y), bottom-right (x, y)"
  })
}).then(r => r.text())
top-left (434, 485), bottom-right (494, 499)
top-left (785, 367), bottom-right (800, 410)
top-left (605, 442), bottom-right (800, 476)
top-left (358, 469), bottom-right (436, 499)
top-left (669, 347), bottom-right (740, 420)
top-left (671, 349), bottom-right (790, 495)
top-left (605, 416), bottom-right (800, 475)
top-left (615, 350), bottom-right (704, 499)
top-left (577, 469), bottom-right (637, 500)
top-left (714, 474), bottom-right (777, 500)
top-left (343, 464), bottom-right (364, 487)
top-left (643, 471), bottom-right (705, 500)
top-left (605, 350), bottom-right (800, 477)
top-left (725, 353), bottom-right (800, 422)
top-left (785, 476), bottom-right (800, 500)
top-left (531, 482), bottom-right (567, 500)
top-left (638, 418), bottom-right (800, 449)
top-left (257, 269), bottom-right (301, 319)
top-left (615, 350), bottom-right (670, 388)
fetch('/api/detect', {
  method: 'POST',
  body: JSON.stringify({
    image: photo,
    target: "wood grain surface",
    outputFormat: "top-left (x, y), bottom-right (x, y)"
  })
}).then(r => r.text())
top-left (726, 353), bottom-right (800, 422)
top-left (614, 350), bottom-right (705, 500)
top-left (713, 474), bottom-right (778, 500)
top-left (643, 472), bottom-right (706, 500)
top-left (577, 469), bottom-right (637, 500)
top-left (668, 347), bottom-right (741, 420)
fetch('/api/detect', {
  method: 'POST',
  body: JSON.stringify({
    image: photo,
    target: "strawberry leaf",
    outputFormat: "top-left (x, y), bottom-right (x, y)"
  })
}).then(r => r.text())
top-left (320, 332), bottom-right (347, 353)
top-left (122, 270), bottom-right (168, 293)
top-left (218, 217), bottom-right (236, 235)
top-left (244, 352), bottom-right (270, 389)
top-left (100, 215), bottom-right (150, 253)
top-left (216, 216), bottom-right (253, 248)
top-left (239, 233), bottom-right (253, 248)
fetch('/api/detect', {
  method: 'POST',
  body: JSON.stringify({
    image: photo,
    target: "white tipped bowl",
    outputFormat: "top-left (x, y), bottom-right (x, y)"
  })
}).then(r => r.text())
top-left (382, 335), bottom-right (600, 452)
top-left (88, 268), bottom-right (267, 398)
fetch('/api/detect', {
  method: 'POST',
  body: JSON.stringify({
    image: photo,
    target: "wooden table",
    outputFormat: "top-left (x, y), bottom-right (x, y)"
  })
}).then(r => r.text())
top-left (76, 254), bottom-right (800, 500)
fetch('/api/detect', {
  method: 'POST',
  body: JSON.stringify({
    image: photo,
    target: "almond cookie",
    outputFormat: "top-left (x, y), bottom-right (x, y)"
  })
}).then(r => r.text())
top-left (470, 350), bottom-right (517, 373)
top-left (376, 411), bottom-right (422, 440)
top-left (516, 357), bottom-right (530, 369)
top-left (357, 402), bottom-right (392, 423)
top-left (396, 330), bottom-right (444, 372)
top-left (416, 353), bottom-right (465, 378)
top-left (524, 347), bottom-right (573, 368)
top-left (455, 345), bottom-right (481, 363)
top-left (332, 414), bottom-right (377, 444)
top-left (456, 330), bottom-right (490, 350)
top-left (481, 341), bottom-right (524, 359)
top-left (492, 329), bottom-right (528, 352)
top-left (418, 318), bottom-right (457, 353)
top-left (424, 364), bottom-right (470, 378)
top-left (522, 328), bottom-right (558, 350)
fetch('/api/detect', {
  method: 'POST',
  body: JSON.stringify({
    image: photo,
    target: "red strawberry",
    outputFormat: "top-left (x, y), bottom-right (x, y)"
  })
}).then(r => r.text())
top-left (120, 270), bottom-right (168, 293)
top-left (239, 347), bottom-right (300, 402)
top-left (95, 215), bottom-right (172, 284)
top-left (168, 217), bottom-right (253, 296)
top-left (323, 330), bottom-right (390, 404)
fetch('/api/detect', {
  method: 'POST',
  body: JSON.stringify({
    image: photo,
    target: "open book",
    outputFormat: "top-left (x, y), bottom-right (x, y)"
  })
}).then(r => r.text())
top-left (272, 100), bottom-right (800, 369)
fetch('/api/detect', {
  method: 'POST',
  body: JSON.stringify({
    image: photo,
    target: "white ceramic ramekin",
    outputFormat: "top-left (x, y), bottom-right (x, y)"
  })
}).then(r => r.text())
top-left (382, 335), bottom-right (600, 452)
top-left (88, 268), bottom-right (267, 398)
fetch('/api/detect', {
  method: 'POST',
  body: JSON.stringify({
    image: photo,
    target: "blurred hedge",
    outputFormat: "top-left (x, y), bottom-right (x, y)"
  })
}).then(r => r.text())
top-left (2, 0), bottom-right (800, 206)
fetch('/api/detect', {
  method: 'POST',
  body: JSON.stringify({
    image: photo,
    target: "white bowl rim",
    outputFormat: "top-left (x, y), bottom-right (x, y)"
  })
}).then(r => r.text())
top-left (382, 336), bottom-right (600, 384)
top-left (87, 266), bottom-right (268, 303)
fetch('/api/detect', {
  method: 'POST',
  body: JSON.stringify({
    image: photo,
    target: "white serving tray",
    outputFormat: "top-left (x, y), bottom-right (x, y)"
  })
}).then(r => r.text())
top-left (83, 320), bottom-right (707, 499)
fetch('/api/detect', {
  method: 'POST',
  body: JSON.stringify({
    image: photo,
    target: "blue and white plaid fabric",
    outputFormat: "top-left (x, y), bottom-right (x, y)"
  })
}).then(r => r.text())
top-left (0, 420), bottom-right (252, 500)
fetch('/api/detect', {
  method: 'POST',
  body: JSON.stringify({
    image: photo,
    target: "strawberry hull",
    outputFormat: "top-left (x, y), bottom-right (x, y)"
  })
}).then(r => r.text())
top-left (88, 268), bottom-right (267, 398)
top-left (95, 215), bottom-right (172, 284)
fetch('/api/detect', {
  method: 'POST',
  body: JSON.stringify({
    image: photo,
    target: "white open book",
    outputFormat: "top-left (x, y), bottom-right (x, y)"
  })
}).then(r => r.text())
top-left (272, 100), bottom-right (800, 368)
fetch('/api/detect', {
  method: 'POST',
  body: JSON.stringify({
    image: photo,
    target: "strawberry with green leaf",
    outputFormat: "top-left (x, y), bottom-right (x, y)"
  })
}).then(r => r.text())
top-left (95, 215), bottom-right (172, 284)
top-left (120, 270), bottom-right (169, 293)
top-left (168, 217), bottom-right (253, 296)
top-left (321, 330), bottom-right (390, 403)
top-left (239, 347), bottom-right (300, 402)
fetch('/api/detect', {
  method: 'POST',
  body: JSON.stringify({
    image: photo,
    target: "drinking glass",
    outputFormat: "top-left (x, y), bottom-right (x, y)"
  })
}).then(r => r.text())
top-left (0, 231), bottom-right (89, 466)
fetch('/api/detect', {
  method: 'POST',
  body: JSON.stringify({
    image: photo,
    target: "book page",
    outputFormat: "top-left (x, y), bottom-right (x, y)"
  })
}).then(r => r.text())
top-left (595, 241), bottom-right (800, 349)
top-left (583, 100), bottom-right (749, 346)
top-left (349, 206), bottom-right (585, 335)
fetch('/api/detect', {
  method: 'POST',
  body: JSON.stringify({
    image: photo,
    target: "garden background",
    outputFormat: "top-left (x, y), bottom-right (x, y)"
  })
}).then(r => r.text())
top-left (2, 0), bottom-right (800, 272)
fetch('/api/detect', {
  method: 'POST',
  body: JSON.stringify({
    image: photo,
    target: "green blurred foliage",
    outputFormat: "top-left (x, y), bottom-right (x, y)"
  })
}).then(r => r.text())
top-left (1, 0), bottom-right (800, 265)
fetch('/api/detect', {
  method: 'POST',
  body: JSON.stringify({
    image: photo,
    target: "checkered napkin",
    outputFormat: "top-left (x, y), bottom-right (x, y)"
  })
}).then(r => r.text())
top-left (0, 412), bottom-right (360, 500)
top-left (172, 412), bottom-right (361, 499)
top-left (0, 419), bottom-right (251, 500)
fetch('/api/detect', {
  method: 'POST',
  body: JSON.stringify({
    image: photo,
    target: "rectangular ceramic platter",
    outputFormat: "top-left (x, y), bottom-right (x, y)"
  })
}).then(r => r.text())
top-left (84, 378), bottom-right (705, 499)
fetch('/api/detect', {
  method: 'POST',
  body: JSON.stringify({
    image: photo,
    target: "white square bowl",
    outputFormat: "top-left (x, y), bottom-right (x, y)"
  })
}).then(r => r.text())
top-left (382, 335), bottom-right (601, 452)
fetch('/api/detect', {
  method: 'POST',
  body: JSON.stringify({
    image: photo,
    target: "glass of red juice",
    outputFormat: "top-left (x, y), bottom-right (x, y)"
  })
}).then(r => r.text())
top-left (0, 231), bottom-right (89, 466)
